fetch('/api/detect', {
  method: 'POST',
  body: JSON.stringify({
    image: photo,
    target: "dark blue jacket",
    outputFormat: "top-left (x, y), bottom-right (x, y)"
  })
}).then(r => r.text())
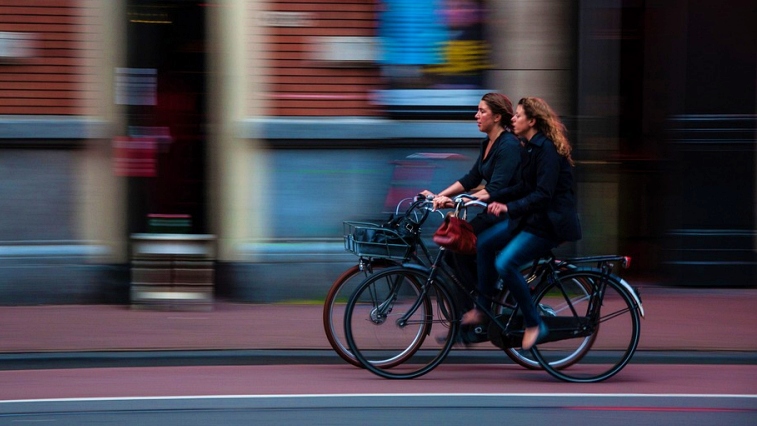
top-left (457, 131), bottom-right (521, 195)
top-left (488, 132), bottom-right (582, 243)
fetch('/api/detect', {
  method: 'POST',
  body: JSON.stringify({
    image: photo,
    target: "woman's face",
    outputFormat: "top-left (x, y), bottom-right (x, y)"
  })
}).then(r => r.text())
top-left (475, 100), bottom-right (499, 134)
top-left (511, 104), bottom-right (534, 137)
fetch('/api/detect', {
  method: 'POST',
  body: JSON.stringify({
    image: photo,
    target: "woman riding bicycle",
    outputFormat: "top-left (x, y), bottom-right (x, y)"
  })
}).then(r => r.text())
top-left (420, 93), bottom-right (521, 324)
top-left (462, 97), bottom-right (582, 351)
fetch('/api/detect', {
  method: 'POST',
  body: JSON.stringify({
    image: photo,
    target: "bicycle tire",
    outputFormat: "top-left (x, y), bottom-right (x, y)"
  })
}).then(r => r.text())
top-left (344, 266), bottom-right (458, 379)
top-left (500, 266), bottom-right (596, 370)
top-left (322, 259), bottom-right (400, 367)
top-left (530, 269), bottom-right (641, 383)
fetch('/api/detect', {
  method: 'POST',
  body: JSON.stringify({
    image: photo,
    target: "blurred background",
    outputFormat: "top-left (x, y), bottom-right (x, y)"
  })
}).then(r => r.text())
top-left (0, 0), bottom-right (754, 306)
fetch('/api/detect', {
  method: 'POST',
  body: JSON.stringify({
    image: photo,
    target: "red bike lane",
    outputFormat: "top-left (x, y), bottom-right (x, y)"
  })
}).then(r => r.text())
top-left (1, 363), bottom-right (756, 401)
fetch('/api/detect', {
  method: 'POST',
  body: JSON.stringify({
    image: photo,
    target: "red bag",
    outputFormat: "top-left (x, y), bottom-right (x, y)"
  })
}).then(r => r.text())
top-left (433, 215), bottom-right (477, 254)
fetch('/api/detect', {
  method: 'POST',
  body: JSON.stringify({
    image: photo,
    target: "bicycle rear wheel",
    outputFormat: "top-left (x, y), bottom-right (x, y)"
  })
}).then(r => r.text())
top-left (530, 269), bottom-right (641, 383)
top-left (344, 267), bottom-right (458, 379)
top-left (322, 259), bottom-right (399, 367)
top-left (500, 263), bottom-right (592, 370)
top-left (500, 270), bottom-right (596, 370)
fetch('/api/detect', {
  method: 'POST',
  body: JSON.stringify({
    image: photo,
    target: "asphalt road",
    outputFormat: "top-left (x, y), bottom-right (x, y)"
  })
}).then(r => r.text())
top-left (1, 363), bottom-right (755, 425)
top-left (1, 286), bottom-right (755, 424)
top-left (1, 394), bottom-right (755, 426)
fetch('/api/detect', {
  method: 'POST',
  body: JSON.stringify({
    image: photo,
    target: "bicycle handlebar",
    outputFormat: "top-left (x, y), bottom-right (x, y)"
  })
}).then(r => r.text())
top-left (452, 194), bottom-right (487, 209)
top-left (392, 196), bottom-right (434, 216)
top-left (395, 194), bottom-right (487, 221)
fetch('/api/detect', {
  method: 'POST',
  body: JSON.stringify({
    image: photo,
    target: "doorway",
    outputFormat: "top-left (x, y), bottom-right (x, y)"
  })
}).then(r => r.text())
top-left (124, 0), bottom-right (207, 234)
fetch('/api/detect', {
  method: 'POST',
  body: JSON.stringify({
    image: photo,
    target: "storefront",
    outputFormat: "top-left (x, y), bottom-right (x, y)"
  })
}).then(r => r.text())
top-left (0, 0), bottom-right (752, 304)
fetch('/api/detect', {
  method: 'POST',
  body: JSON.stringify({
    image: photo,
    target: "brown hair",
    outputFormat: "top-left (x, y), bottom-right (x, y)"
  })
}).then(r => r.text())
top-left (482, 92), bottom-right (513, 132)
top-left (518, 97), bottom-right (574, 166)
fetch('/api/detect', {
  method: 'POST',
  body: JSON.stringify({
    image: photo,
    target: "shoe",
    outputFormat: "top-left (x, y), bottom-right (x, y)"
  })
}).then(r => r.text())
top-left (435, 332), bottom-right (471, 348)
top-left (435, 323), bottom-right (489, 347)
top-left (461, 309), bottom-right (485, 326)
top-left (522, 321), bottom-right (549, 351)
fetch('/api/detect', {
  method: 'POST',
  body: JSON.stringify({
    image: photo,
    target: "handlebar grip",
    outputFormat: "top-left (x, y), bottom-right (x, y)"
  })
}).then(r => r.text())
top-left (456, 194), bottom-right (478, 200)
top-left (451, 194), bottom-right (486, 207)
top-left (464, 200), bottom-right (488, 208)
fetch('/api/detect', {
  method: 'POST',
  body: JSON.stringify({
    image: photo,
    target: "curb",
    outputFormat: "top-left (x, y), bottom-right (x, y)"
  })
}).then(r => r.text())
top-left (1, 349), bottom-right (755, 371)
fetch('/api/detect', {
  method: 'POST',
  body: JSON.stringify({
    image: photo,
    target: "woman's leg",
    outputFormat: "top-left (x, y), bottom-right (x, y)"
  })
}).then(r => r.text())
top-left (447, 213), bottom-right (506, 312)
top-left (446, 252), bottom-right (476, 312)
top-left (471, 218), bottom-right (512, 311)
top-left (494, 232), bottom-right (556, 328)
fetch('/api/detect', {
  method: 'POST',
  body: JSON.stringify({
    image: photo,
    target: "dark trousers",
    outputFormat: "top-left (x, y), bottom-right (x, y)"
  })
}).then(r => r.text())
top-left (447, 212), bottom-right (507, 312)
top-left (477, 222), bottom-right (557, 328)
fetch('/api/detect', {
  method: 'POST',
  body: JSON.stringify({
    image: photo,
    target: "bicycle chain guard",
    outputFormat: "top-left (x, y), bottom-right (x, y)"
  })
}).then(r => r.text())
top-left (487, 313), bottom-right (524, 349)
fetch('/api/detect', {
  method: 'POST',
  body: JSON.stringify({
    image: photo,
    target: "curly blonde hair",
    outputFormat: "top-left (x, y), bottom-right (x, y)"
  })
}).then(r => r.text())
top-left (518, 97), bottom-right (574, 166)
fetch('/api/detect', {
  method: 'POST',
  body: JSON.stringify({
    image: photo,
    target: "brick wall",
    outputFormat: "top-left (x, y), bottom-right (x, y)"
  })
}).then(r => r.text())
top-left (0, 0), bottom-right (98, 115)
top-left (255, 0), bottom-right (382, 117)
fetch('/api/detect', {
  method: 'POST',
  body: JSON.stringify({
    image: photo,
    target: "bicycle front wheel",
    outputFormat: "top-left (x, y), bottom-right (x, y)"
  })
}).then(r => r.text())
top-left (322, 259), bottom-right (399, 367)
top-left (344, 267), bottom-right (458, 379)
top-left (530, 269), bottom-right (641, 383)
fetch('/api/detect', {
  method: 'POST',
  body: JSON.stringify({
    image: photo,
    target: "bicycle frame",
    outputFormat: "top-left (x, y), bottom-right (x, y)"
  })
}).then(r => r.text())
top-left (555, 255), bottom-right (644, 319)
top-left (393, 247), bottom-right (519, 337)
top-left (405, 248), bottom-right (643, 348)
top-left (395, 251), bottom-right (451, 328)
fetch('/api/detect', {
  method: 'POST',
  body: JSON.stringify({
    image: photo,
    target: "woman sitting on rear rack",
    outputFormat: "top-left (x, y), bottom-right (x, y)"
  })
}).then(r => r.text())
top-left (462, 97), bottom-right (582, 351)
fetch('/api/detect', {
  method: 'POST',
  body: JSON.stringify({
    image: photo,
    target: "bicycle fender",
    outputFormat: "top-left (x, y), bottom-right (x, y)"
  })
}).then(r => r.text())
top-left (618, 277), bottom-right (645, 318)
top-left (399, 262), bottom-right (432, 275)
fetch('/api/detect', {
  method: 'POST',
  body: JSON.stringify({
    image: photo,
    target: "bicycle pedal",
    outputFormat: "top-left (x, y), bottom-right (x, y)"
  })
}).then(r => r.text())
top-left (538, 303), bottom-right (556, 317)
top-left (461, 325), bottom-right (489, 344)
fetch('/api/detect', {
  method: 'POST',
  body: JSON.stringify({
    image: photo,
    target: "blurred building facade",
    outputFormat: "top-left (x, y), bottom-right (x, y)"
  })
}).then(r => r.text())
top-left (0, 0), bottom-right (753, 304)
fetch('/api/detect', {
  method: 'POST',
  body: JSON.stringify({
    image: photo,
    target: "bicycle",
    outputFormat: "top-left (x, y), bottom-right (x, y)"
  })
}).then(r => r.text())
top-left (323, 197), bottom-right (434, 368)
top-left (343, 195), bottom-right (645, 383)
top-left (324, 196), bottom-right (581, 370)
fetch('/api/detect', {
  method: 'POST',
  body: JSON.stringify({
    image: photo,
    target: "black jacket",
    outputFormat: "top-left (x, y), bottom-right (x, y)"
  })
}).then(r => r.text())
top-left (457, 131), bottom-right (521, 195)
top-left (488, 132), bottom-right (582, 243)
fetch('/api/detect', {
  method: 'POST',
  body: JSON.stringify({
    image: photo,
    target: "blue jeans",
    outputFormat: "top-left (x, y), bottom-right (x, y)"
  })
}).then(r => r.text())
top-left (477, 223), bottom-right (557, 328)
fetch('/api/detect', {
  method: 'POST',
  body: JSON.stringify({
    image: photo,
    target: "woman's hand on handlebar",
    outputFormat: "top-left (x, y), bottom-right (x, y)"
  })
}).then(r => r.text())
top-left (487, 201), bottom-right (508, 216)
top-left (418, 190), bottom-right (435, 199)
top-left (418, 190), bottom-right (454, 210)
top-left (432, 195), bottom-right (454, 210)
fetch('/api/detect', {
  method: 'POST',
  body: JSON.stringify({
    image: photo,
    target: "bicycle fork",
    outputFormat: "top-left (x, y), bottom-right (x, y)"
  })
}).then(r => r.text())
top-left (395, 249), bottom-right (446, 328)
top-left (366, 269), bottom-right (433, 327)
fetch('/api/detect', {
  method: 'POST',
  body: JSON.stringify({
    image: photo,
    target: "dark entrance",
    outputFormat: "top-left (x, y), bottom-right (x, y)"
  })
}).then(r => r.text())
top-left (124, 0), bottom-right (207, 234)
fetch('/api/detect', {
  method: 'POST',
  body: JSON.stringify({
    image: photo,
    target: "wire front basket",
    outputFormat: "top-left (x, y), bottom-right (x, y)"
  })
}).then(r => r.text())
top-left (343, 221), bottom-right (415, 260)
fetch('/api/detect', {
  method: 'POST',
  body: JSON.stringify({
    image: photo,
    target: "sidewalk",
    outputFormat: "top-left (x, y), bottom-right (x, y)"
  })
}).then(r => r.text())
top-left (1, 285), bottom-right (756, 354)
